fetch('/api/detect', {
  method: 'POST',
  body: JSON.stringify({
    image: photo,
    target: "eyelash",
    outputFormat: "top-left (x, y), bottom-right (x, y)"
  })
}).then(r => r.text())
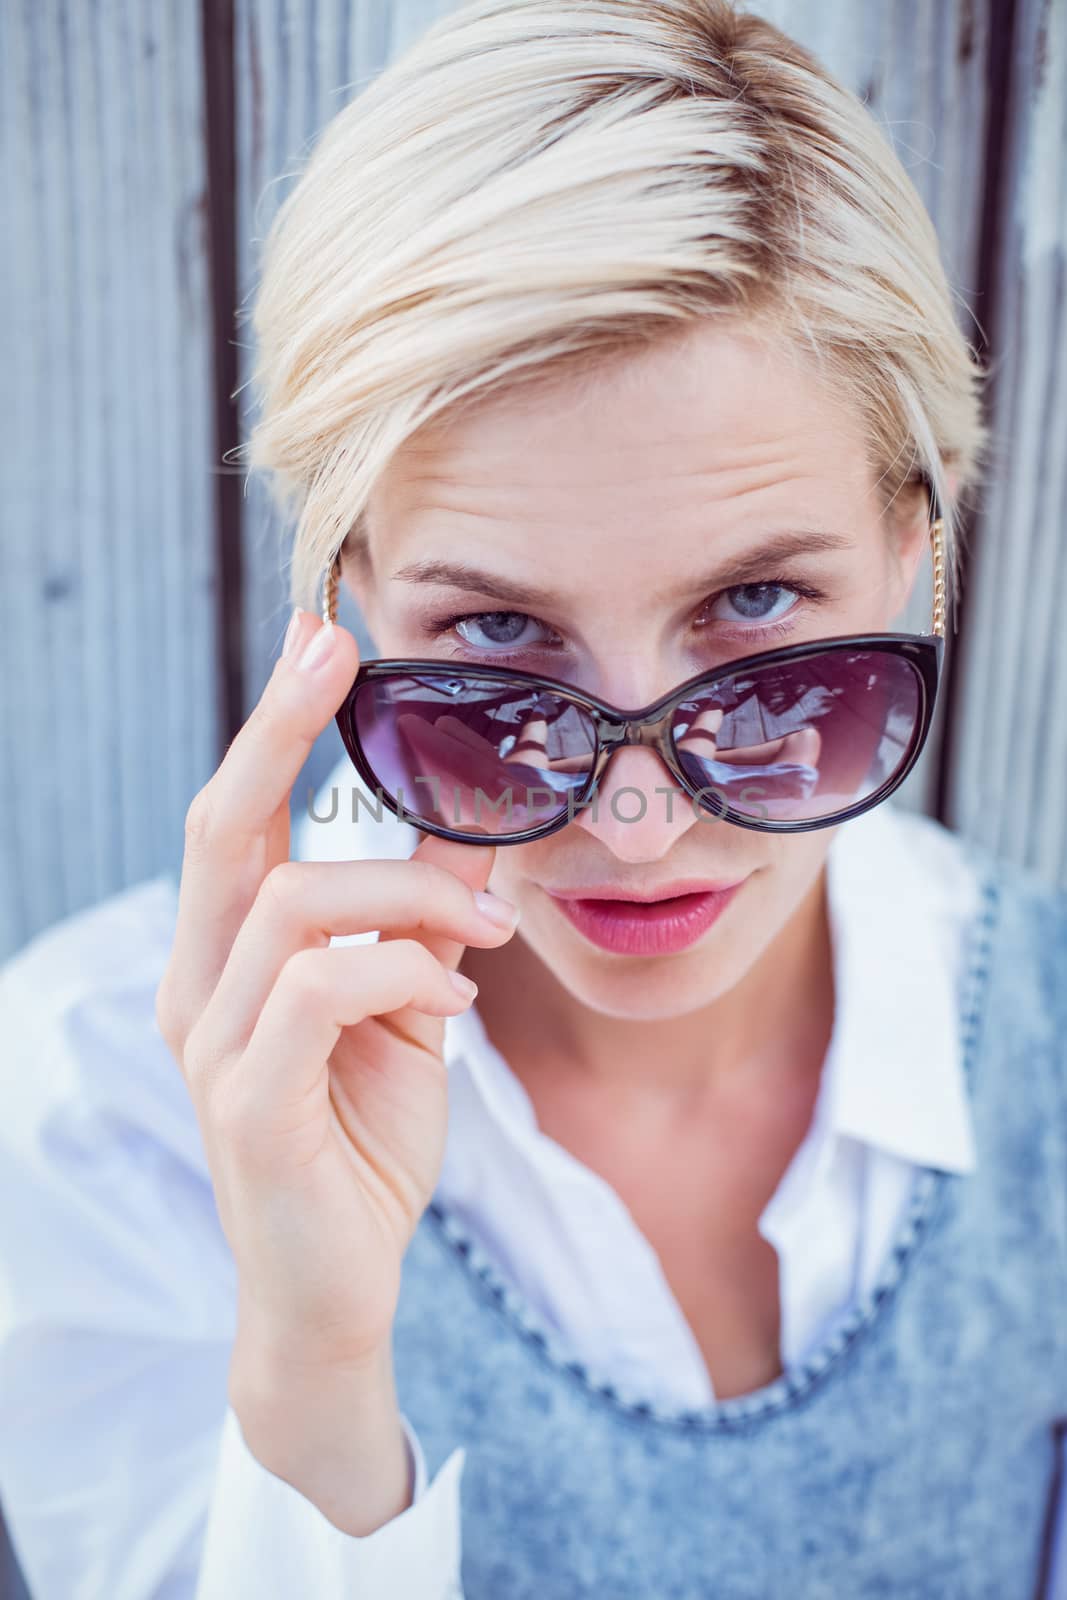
top-left (423, 578), bottom-right (828, 664)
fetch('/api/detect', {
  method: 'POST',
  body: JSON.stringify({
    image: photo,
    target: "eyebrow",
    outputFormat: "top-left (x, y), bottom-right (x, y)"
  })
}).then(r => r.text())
top-left (389, 528), bottom-right (855, 609)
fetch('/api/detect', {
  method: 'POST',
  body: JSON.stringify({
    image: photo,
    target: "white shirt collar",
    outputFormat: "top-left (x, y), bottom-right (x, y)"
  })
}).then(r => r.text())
top-left (821, 800), bottom-right (978, 1174)
top-left (294, 756), bottom-right (979, 1179)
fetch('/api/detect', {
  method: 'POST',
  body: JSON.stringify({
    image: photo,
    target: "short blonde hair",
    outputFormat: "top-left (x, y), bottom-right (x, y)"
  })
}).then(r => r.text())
top-left (240, 0), bottom-right (990, 618)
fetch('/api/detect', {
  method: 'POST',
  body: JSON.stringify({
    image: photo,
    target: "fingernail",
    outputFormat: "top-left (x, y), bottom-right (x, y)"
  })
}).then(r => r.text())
top-left (297, 621), bottom-right (336, 672)
top-left (281, 608), bottom-right (303, 658)
top-left (448, 970), bottom-right (479, 1000)
top-left (474, 890), bottom-right (520, 928)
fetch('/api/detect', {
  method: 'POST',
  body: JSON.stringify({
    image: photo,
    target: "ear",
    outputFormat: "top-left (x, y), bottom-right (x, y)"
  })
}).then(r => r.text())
top-left (887, 466), bottom-right (959, 616)
top-left (338, 535), bottom-right (381, 640)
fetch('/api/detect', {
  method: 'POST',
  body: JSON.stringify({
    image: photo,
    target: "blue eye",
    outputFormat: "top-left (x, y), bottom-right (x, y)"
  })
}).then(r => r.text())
top-left (424, 575), bottom-right (828, 664)
top-left (714, 583), bottom-right (799, 626)
top-left (454, 611), bottom-right (549, 651)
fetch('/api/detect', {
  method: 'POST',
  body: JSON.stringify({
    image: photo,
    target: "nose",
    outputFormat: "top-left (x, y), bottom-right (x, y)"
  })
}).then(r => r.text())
top-left (572, 744), bottom-right (703, 861)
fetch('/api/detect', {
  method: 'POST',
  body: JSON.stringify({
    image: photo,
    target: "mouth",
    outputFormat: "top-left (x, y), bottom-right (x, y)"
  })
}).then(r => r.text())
top-left (546, 877), bottom-right (748, 956)
top-left (548, 878), bottom-right (744, 904)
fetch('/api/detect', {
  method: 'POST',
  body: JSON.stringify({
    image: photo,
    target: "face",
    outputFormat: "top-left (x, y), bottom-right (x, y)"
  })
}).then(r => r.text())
top-left (343, 320), bottom-right (930, 1024)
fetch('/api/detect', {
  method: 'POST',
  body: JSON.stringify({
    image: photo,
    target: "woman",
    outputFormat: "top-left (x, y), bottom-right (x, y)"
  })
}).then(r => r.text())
top-left (1, 1), bottom-right (1065, 1595)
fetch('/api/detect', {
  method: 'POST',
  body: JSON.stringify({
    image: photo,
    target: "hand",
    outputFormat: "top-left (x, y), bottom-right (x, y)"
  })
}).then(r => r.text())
top-left (154, 610), bottom-right (521, 1531)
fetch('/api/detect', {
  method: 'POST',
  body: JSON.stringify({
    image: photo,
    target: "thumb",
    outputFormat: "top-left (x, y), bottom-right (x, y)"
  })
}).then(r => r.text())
top-left (383, 829), bottom-right (500, 974)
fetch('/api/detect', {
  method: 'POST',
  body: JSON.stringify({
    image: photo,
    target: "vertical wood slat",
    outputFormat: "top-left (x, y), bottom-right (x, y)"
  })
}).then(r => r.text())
top-left (948, 0), bottom-right (1067, 884)
top-left (202, 0), bottom-right (246, 746)
top-left (233, 0), bottom-right (402, 823)
top-left (1, 1), bottom-right (218, 962)
top-left (933, 0), bottom-right (1019, 826)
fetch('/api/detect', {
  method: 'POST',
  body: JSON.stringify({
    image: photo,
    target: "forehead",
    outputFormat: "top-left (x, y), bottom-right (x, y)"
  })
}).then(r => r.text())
top-left (365, 321), bottom-right (877, 574)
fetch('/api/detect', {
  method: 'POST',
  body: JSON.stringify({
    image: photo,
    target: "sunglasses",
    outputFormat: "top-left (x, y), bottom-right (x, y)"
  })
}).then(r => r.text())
top-left (322, 481), bottom-right (947, 845)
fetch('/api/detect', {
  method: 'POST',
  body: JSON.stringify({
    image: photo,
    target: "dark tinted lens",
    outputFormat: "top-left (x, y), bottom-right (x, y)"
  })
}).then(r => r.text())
top-left (352, 671), bottom-right (598, 837)
top-left (670, 648), bottom-right (924, 824)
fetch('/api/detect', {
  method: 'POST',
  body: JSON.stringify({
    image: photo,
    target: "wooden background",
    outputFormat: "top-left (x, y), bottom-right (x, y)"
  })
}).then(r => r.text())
top-left (3, 0), bottom-right (1065, 976)
top-left (1, 1), bottom-right (1064, 1590)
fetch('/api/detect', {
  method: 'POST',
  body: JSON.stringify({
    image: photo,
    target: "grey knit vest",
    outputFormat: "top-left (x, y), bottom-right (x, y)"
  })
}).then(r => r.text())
top-left (392, 839), bottom-right (1067, 1598)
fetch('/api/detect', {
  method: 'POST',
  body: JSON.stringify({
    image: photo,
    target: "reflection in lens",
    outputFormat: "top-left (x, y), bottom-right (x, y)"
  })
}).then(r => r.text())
top-left (671, 650), bottom-right (921, 822)
top-left (353, 674), bottom-right (598, 836)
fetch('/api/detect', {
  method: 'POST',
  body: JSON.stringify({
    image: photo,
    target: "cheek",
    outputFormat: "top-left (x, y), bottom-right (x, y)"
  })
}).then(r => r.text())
top-left (764, 828), bottom-right (830, 877)
top-left (484, 842), bottom-right (541, 905)
top-left (484, 834), bottom-right (586, 918)
top-left (700, 836), bottom-right (832, 954)
top-left (769, 833), bottom-right (836, 924)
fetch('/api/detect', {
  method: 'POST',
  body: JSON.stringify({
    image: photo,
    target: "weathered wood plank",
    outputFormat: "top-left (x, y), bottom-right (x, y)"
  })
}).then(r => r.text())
top-left (947, 0), bottom-right (1066, 883)
top-left (1, 0), bottom-right (218, 960)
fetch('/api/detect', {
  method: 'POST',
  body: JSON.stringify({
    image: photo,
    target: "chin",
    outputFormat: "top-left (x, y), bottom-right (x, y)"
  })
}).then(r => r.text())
top-left (534, 929), bottom-right (754, 1022)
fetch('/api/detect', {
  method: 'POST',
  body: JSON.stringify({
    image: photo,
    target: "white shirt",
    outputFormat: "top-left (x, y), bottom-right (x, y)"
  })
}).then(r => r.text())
top-left (0, 757), bottom-right (1061, 1598)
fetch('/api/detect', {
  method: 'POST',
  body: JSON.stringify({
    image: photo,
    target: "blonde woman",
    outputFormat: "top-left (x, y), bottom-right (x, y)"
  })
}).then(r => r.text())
top-left (1, 2), bottom-right (1065, 1596)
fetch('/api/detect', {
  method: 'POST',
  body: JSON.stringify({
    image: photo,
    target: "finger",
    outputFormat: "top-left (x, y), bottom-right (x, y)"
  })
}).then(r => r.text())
top-left (372, 830), bottom-right (506, 1054)
top-left (211, 939), bottom-right (477, 1123)
top-left (378, 831), bottom-right (502, 973)
top-left (164, 614), bottom-right (361, 1038)
top-left (198, 857), bottom-right (521, 1062)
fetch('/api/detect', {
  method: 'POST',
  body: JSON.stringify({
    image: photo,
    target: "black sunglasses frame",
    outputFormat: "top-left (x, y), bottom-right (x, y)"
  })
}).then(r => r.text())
top-left (327, 473), bottom-right (948, 845)
top-left (333, 634), bottom-right (943, 844)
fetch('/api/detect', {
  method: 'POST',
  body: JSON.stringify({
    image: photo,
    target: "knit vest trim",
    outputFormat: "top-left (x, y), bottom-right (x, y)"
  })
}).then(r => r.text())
top-left (421, 847), bottom-right (1002, 1436)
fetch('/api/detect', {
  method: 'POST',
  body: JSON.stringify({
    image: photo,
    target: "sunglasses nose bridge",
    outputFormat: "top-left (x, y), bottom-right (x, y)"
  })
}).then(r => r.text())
top-left (596, 701), bottom-right (674, 742)
top-left (632, 705), bottom-right (677, 747)
top-left (592, 706), bottom-right (679, 781)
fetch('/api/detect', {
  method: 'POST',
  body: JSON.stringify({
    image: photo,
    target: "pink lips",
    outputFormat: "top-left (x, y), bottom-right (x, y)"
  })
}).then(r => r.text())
top-left (548, 879), bottom-right (747, 955)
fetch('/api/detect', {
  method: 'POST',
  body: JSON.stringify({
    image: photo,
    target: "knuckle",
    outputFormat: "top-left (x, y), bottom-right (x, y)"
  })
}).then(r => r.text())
top-left (409, 860), bottom-right (458, 897)
top-left (241, 695), bottom-right (278, 755)
top-left (183, 787), bottom-right (217, 856)
top-left (153, 972), bottom-right (182, 1053)
top-left (180, 1016), bottom-right (207, 1077)
top-left (279, 947), bottom-right (329, 1011)
top-left (405, 861), bottom-right (470, 919)
top-left (391, 937), bottom-right (442, 983)
top-left (257, 859), bottom-right (304, 920)
top-left (383, 934), bottom-right (423, 964)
